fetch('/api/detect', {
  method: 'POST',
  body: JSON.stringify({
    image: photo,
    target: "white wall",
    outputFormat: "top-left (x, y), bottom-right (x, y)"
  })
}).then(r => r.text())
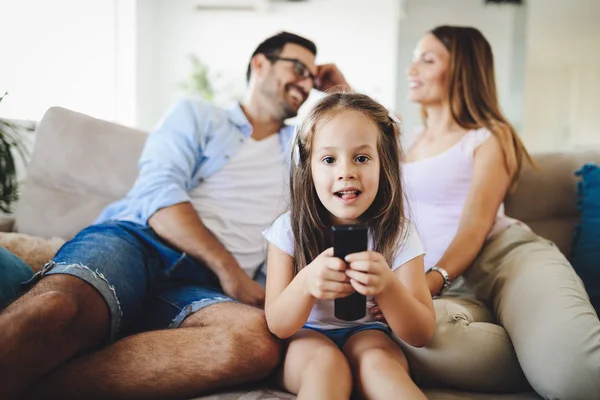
top-left (523, 0), bottom-right (600, 152)
top-left (0, 0), bottom-right (119, 122)
top-left (136, 0), bottom-right (159, 130)
top-left (2, 0), bottom-right (597, 154)
top-left (394, 0), bottom-right (526, 142)
top-left (136, 0), bottom-right (403, 131)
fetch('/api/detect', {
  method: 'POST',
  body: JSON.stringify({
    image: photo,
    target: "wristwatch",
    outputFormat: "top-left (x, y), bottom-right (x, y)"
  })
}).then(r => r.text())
top-left (428, 265), bottom-right (451, 294)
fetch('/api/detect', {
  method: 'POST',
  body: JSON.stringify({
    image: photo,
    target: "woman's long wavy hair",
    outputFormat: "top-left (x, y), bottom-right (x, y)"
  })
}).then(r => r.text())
top-left (427, 26), bottom-right (534, 189)
top-left (290, 92), bottom-right (406, 273)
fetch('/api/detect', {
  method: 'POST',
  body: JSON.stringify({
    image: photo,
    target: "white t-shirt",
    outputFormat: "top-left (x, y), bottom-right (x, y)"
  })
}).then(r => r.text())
top-left (263, 212), bottom-right (426, 330)
top-left (190, 135), bottom-right (288, 277)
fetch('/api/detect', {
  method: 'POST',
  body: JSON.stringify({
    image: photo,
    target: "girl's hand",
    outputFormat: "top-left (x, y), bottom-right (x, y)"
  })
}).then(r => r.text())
top-left (303, 247), bottom-right (355, 300)
top-left (345, 251), bottom-right (394, 296)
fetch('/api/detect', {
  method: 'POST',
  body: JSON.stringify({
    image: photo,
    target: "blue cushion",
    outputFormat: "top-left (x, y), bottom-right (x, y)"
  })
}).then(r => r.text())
top-left (0, 247), bottom-right (34, 310)
top-left (572, 164), bottom-right (600, 315)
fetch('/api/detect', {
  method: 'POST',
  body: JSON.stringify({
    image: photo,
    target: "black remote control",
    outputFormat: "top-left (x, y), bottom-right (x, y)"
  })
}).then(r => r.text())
top-left (332, 225), bottom-right (368, 321)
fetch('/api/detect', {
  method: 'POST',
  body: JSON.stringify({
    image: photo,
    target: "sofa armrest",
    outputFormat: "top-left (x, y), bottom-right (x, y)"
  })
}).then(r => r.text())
top-left (0, 215), bottom-right (15, 232)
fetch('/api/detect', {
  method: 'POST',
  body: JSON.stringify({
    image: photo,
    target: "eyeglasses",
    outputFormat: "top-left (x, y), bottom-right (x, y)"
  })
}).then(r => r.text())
top-left (266, 56), bottom-right (316, 84)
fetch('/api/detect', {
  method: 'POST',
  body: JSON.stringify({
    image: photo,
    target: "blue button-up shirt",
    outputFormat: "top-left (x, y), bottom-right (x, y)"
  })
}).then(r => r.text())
top-left (96, 99), bottom-right (295, 226)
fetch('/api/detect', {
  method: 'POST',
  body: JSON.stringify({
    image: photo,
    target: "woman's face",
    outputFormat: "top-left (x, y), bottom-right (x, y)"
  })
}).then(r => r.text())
top-left (406, 33), bottom-right (450, 105)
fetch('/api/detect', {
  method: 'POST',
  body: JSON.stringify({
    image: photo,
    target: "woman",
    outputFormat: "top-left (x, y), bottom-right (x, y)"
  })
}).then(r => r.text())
top-left (389, 25), bottom-right (600, 398)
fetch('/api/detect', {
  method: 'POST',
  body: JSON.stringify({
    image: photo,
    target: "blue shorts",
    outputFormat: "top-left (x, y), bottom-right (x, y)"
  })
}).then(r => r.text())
top-left (24, 221), bottom-right (236, 341)
top-left (304, 323), bottom-right (392, 349)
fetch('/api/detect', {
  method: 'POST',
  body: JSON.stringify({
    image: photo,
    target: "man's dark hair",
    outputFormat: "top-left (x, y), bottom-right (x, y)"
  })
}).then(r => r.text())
top-left (246, 31), bottom-right (317, 82)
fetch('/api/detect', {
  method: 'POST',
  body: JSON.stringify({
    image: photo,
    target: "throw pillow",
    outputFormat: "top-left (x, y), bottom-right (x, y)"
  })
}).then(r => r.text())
top-left (0, 232), bottom-right (65, 272)
top-left (0, 247), bottom-right (33, 310)
top-left (572, 163), bottom-right (600, 315)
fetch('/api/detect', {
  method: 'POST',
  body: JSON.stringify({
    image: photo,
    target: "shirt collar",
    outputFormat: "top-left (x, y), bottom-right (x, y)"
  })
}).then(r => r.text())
top-left (226, 102), bottom-right (293, 138)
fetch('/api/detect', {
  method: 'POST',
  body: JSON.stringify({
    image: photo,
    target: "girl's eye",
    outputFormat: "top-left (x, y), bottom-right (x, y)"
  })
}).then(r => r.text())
top-left (355, 155), bottom-right (370, 163)
top-left (322, 156), bottom-right (335, 164)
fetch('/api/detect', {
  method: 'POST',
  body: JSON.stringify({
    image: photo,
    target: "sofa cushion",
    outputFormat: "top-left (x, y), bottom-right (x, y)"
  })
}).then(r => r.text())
top-left (571, 163), bottom-right (600, 313)
top-left (13, 107), bottom-right (147, 239)
top-left (505, 150), bottom-right (600, 256)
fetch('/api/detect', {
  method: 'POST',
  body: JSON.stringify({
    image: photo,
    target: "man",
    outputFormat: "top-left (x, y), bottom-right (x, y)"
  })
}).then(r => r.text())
top-left (0, 32), bottom-right (349, 399)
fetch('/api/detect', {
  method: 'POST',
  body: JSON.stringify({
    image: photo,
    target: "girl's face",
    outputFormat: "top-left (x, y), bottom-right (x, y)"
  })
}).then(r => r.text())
top-left (406, 33), bottom-right (450, 105)
top-left (310, 110), bottom-right (380, 225)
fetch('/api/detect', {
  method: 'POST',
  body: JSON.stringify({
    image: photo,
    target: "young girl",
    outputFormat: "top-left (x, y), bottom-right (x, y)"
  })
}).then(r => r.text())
top-left (263, 92), bottom-right (435, 400)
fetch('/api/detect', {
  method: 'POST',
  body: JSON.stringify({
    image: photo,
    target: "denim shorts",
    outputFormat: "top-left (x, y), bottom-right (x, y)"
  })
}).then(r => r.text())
top-left (304, 323), bottom-right (392, 349)
top-left (25, 221), bottom-right (236, 340)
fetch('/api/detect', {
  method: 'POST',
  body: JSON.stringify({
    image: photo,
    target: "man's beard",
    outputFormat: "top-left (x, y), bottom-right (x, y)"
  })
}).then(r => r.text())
top-left (278, 95), bottom-right (298, 120)
top-left (260, 79), bottom-right (299, 121)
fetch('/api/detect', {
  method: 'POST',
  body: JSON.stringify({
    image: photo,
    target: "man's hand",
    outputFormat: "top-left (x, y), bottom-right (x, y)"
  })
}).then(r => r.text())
top-left (315, 64), bottom-right (350, 92)
top-left (219, 268), bottom-right (265, 307)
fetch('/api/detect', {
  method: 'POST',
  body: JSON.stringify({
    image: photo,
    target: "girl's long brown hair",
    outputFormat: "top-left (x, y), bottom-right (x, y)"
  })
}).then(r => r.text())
top-left (428, 26), bottom-right (534, 189)
top-left (290, 92), bottom-right (406, 273)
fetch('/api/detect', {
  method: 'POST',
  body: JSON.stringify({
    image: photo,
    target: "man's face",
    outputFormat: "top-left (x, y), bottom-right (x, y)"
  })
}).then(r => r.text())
top-left (258, 43), bottom-right (317, 121)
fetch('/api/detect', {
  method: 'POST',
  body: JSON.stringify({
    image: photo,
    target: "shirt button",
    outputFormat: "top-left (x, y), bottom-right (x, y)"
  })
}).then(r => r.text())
top-left (224, 155), bottom-right (230, 159)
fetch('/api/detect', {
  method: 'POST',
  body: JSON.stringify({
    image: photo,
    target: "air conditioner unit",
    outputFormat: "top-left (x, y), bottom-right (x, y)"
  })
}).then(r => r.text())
top-left (195, 0), bottom-right (309, 12)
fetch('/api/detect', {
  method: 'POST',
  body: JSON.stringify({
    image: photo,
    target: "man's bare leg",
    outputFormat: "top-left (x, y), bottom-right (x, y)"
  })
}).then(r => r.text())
top-left (24, 302), bottom-right (282, 400)
top-left (0, 275), bottom-right (109, 399)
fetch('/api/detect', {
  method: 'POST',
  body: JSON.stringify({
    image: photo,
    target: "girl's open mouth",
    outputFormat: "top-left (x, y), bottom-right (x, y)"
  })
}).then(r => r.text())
top-left (334, 190), bottom-right (361, 200)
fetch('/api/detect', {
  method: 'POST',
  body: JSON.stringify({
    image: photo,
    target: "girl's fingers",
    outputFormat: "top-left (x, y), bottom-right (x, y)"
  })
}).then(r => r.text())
top-left (319, 281), bottom-right (354, 294)
top-left (345, 269), bottom-right (376, 286)
top-left (326, 257), bottom-right (348, 271)
top-left (347, 260), bottom-right (373, 272)
top-left (322, 247), bottom-right (334, 257)
top-left (350, 279), bottom-right (369, 295)
top-left (345, 251), bottom-right (384, 263)
top-left (321, 268), bottom-right (348, 283)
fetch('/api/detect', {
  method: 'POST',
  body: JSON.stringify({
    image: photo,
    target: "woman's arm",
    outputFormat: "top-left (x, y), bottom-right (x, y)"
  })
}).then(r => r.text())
top-left (264, 245), bottom-right (353, 339)
top-left (426, 134), bottom-right (512, 295)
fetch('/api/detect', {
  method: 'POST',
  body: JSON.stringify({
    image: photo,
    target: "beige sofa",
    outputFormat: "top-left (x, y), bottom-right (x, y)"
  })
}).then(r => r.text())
top-left (3, 106), bottom-right (599, 399)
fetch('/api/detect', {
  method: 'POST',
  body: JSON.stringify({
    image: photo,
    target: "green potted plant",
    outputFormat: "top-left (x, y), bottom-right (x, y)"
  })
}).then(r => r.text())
top-left (180, 54), bottom-right (216, 101)
top-left (0, 92), bottom-right (34, 213)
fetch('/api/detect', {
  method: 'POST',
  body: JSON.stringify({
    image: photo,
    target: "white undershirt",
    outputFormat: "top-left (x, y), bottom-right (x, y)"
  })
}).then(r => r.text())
top-left (190, 135), bottom-right (288, 277)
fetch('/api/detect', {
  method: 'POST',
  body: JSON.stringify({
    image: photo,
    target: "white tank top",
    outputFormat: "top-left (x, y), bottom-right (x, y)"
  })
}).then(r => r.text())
top-left (402, 128), bottom-right (518, 268)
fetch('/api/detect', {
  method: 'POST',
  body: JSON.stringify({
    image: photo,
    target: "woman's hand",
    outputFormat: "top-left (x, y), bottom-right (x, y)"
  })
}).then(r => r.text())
top-left (425, 270), bottom-right (445, 297)
top-left (344, 251), bottom-right (395, 296)
top-left (303, 247), bottom-right (355, 300)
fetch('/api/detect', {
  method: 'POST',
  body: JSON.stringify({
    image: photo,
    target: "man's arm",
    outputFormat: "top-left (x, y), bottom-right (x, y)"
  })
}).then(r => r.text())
top-left (149, 203), bottom-right (265, 306)
top-left (127, 99), bottom-right (264, 306)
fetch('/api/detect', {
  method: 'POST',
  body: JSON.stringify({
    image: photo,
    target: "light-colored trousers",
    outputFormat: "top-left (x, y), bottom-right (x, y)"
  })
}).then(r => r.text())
top-left (398, 225), bottom-right (600, 399)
